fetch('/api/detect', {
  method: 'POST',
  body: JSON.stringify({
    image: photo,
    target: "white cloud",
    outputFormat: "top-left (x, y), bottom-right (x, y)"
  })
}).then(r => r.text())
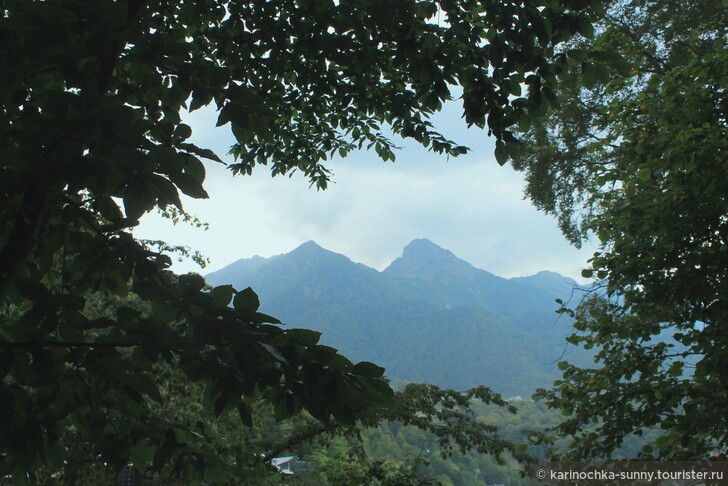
top-left (134, 105), bottom-right (598, 281)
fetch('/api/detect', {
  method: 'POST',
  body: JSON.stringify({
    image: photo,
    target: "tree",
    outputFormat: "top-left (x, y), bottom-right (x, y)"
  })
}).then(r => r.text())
top-left (0, 0), bottom-right (601, 481)
top-left (510, 0), bottom-right (728, 459)
top-left (266, 384), bottom-right (526, 486)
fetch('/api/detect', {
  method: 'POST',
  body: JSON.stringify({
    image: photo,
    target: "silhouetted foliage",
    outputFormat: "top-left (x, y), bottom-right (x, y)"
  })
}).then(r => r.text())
top-left (513, 0), bottom-right (728, 459)
top-left (0, 0), bottom-right (601, 481)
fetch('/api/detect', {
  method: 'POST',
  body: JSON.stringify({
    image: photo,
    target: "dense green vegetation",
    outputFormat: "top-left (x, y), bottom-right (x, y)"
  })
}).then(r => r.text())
top-left (512, 0), bottom-right (728, 460)
top-left (227, 396), bottom-right (661, 485)
top-left (0, 0), bottom-right (603, 482)
top-left (3, 0), bottom-right (726, 481)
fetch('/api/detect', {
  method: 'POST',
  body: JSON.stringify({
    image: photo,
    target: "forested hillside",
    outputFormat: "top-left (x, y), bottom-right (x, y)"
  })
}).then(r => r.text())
top-left (207, 239), bottom-right (591, 396)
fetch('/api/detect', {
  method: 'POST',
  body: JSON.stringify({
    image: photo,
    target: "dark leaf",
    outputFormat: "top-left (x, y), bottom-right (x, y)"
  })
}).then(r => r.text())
top-left (233, 287), bottom-right (260, 312)
top-left (352, 361), bottom-right (386, 379)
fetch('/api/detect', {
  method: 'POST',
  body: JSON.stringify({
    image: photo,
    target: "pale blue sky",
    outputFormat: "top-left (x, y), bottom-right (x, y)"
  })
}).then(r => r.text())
top-left (134, 102), bottom-right (598, 281)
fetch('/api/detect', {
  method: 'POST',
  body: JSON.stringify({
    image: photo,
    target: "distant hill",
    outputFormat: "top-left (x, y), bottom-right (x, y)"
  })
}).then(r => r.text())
top-left (206, 239), bottom-right (590, 397)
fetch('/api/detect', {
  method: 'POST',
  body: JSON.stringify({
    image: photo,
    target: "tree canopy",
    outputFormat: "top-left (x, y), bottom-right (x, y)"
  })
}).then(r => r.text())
top-left (0, 0), bottom-right (601, 481)
top-left (512, 0), bottom-right (728, 460)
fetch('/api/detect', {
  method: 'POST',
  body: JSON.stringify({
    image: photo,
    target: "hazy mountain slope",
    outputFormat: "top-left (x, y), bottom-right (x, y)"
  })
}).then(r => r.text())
top-left (207, 241), bottom-right (410, 314)
top-left (383, 239), bottom-right (578, 338)
top-left (279, 302), bottom-right (559, 396)
top-left (206, 239), bottom-right (587, 396)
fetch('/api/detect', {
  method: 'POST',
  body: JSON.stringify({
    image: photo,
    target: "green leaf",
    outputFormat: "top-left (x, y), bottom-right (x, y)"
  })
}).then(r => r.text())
top-left (285, 328), bottom-right (321, 346)
top-left (188, 89), bottom-right (211, 112)
top-left (578, 18), bottom-right (595, 38)
top-left (231, 123), bottom-right (255, 144)
top-left (174, 123), bottom-right (192, 141)
top-left (517, 114), bottom-right (531, 132)
top-left (182, 155), bottom-right (206, 183)
top-left (237, 402), bottom-right (253, 427)
top-left (505, 78), bottom-right (522, 96)
top-left (178, 142), bottom-right (224, 163)
top-left (15, 279), bottom-right (50, 300)
top-left (130, 440), bottom-right (155, 470)
top-left (210, 285), bottom-right (234, 308)
top-left (369, 378), bottom-right (395, 398)
top-left (528, 90), bottom-right (550, 117)
top-left (123, 178), bottom-right (157, 220)
top-left (178, 273), bottom-right (206, 292)
top-left (214, 395), bottom-right (229, 417)
top-left (169, 172), bottom-right (209, 199)
top-left (252, 312), bottom-right (281, 325)
top-left (258, 342), bottom-right (288, 364)
top-left (151, 148), bottom-right (186, 175)
top-left (124, 373), bottom-right (163, 403)
top-left (233, 287), bottom-right (260, 312)
top-left (636, 166), bottom-right (652, 181)
top-left (0, 383), bottom-right (15, 419)
top-left (216, 103), bottom-right (248, 127)
top-left (591, 50), bottom-right (632, 76)
top-left (274, 394), bottom-right (295, 421)
top-left (150, 174), bottom-right (183, 210)
top-left (567, 48), bottom-right (588, 62)
top-left (581, 62), bottom-right (600, 89)
top-left (93, 195), bottom-right (124, 222)
top-left (506, 139), bottom-right (522, 159)
top-left (494, 140), bottom-right (508, 166)
top-left (352, 361), bottom-right (386, 378)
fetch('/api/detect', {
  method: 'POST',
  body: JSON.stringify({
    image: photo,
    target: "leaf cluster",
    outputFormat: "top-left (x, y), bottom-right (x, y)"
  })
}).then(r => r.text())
top-left (513, 0), bottom-right (728, 459)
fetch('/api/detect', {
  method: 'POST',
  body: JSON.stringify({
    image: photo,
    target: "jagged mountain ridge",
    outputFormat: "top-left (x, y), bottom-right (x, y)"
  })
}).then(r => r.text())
top-left (383, 239), bottom-right (578, 336)
top-left (205, 239), bottom-right (586, 396)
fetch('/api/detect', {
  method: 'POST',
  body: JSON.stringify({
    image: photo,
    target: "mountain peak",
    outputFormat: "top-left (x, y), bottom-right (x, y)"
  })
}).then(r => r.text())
top-left (399, 239), bottom-right (462, 262)
top-left (384, 238), bottom-right (472, 280)
top-left (286, 240), bottom-right (357, 269)
top-left (298, 240), bottom-right (322, 249)
top-left (402, 238), bottom-right (452, 255)
top-left (289, 240), bottom-right (328, 255)
top-left (511, 270), bottom-right (577, 291)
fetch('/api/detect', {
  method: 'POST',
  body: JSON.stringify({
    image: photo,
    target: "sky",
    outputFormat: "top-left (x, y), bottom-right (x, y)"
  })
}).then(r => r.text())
top-left (133, 101), bottom-right (599, 281)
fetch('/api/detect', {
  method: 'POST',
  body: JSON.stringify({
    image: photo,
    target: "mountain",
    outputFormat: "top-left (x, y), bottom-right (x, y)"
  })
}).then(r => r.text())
top-left (207, 241), bottom-right (407, 314)
top-left (382, 238), bottom-right (577, 338)
top-left (205, 239), bottom-right (588, 397)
